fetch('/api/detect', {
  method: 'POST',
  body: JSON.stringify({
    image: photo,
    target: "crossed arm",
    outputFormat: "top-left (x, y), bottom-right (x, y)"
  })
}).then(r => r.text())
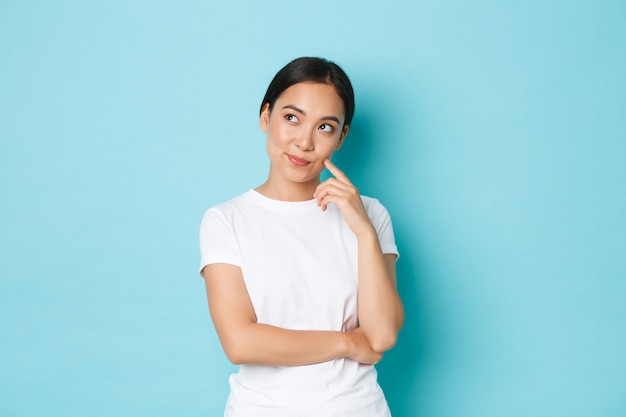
top-left (203, 254), bottom-right (400, 367)
top-left (202, 160), bottom-right (404, 367)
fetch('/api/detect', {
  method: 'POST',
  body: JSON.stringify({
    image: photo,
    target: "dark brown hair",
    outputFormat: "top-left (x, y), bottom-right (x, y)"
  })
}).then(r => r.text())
top-left (260, 57), bottom-right (355, 127)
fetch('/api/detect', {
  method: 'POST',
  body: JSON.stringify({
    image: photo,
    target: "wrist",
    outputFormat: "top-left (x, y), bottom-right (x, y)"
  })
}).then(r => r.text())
top-left (338, 330), bottom-right (363, 361)
top-left (341, 332), bottom-right (354, 359)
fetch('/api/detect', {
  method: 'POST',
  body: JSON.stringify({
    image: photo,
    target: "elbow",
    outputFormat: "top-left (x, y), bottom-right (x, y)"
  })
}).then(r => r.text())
top-left (368, 317), bottom-right (403, 353)
top-left (219, 323), bottom-right (259, 365)
top-left (225, 351), bottom-right (245, 365)
top-left (222, 342), bottom-right (249, 365)
top-left (370, 332), bottom-right (398, 353)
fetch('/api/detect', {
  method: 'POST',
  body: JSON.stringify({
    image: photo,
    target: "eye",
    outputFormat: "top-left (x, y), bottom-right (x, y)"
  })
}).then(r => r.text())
top-left (285, 114), bottom-right (299, 123)
top-left (319, 124), bottom-right (334, 133)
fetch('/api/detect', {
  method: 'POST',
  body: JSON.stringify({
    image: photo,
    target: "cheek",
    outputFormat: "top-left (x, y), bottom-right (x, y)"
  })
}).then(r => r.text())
top-left (271, 121), bottom-right (295, 141)
top-left (319, 137), bottom-right (341, 155)
top-left (265, 125), bottom-right (287, 147)
top-left (314, 148), bottom-right (336, 165)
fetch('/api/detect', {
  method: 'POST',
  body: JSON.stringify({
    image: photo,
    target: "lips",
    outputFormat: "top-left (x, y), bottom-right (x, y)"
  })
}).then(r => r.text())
top-left (287, 154), bottom-right (311, 167)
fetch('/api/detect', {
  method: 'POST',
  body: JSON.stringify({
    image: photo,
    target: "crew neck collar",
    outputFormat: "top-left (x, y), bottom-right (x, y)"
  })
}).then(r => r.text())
top-left (245, 189), bottom-right (318, 212)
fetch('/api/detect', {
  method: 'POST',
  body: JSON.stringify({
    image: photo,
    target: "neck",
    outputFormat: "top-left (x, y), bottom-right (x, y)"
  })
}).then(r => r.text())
top-left (255, 178), bottom-right (319, 202)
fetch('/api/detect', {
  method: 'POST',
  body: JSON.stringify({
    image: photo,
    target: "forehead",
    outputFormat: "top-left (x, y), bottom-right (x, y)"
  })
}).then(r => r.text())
top-left (275, 82), bottom-right (345, 120)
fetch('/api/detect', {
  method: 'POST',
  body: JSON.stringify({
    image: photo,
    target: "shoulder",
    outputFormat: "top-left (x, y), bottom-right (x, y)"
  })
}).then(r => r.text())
top-left (209, 191), bottom-right (250, 210)
top-left (360, 195), bottom-right (391, 217)
top-left (199, 191), bottom-right (254, 246)
top-left (361, 195), bottom-right (398, 256)
top-left (199, 191), bottom-right (254, 235)
top-left (202, 190), bottom-right (253, 218)
top-left (360, 194), bottom-right (395, 235)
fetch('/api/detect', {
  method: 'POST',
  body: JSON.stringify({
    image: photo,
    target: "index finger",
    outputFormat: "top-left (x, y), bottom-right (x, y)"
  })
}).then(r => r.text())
top-left (324, 159), bottom-right (352, 184)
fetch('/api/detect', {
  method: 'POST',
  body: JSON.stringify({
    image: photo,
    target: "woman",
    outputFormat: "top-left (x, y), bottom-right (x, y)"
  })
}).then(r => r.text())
top-left (199, 57), bottom-right (404, 416)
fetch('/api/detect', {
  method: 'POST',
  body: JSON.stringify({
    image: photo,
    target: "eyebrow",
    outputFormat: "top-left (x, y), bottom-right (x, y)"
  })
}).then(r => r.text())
top-left (281, 105), bottom-right (342, 125)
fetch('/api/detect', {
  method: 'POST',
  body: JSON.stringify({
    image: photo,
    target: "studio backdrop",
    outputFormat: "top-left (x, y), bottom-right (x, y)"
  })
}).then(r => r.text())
top-left (1, 1), bottom-right (625, 416)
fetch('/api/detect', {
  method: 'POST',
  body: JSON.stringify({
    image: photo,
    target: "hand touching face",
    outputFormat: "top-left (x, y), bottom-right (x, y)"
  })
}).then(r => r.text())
top-left (314, 159), bottom-right (375, 237)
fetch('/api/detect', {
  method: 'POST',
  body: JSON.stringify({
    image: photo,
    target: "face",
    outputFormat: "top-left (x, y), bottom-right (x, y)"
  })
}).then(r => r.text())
top-left (260, 82), bottom-right (349, 191)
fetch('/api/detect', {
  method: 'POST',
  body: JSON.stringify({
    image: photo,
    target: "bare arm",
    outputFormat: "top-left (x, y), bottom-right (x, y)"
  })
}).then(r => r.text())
top-left (314, 159), bottom-right (404, 352)
top-left (202, 263), bottom-right (382, 366)
top-left (356, 234), bottom-right (404, 352)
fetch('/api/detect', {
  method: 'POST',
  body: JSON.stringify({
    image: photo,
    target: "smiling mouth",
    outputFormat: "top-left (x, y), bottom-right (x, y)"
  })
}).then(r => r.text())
top-left (287, 154), bottom-right (311, 167)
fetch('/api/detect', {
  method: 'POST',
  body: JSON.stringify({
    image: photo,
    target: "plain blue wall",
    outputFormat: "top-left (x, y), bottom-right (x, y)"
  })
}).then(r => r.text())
top-left (1, 1), bottom-right (625, 416)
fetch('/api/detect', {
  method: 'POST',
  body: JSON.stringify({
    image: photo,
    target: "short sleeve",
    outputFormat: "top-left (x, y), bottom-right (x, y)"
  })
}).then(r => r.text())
top-left (198, 208), bottom-right (242, 276)
top-left (365, 198), bottom-right (399, 260)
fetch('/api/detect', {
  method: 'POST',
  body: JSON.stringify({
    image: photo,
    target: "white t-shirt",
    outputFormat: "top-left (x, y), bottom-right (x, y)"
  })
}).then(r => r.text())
top-left (199, 189), bottom-right (399, 417)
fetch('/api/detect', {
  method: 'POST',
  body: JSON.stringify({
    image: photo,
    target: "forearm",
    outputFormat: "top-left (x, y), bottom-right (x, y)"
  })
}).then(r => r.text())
top-left (204, 262), bottom-right (380, 367)
top-left (219, 323), bottom-right (351, 366)
top-left (356, 228), bottom-right (404, 352)
top-left (311, 161), bottom-right (403, 352)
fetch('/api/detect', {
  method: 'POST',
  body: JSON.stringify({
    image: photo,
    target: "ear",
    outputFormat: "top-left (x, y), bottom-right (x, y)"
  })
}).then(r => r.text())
top-left (336, 125), bottom-right (349, 150)
top-left (260, 103), bottom-right (270, 133)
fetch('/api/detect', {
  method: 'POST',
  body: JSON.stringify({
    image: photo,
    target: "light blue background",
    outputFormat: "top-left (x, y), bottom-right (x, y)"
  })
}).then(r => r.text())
top-left (1, 1), bottom-right (625, 416)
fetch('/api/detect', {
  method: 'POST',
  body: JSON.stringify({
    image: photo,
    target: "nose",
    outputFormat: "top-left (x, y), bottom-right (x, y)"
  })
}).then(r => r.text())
top-left (294, 127), bottom-right (315, 151)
